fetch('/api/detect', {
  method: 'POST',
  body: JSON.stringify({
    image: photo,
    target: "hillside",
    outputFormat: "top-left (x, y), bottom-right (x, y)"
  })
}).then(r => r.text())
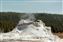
top-left (0, 12), bottom-right (63, 33)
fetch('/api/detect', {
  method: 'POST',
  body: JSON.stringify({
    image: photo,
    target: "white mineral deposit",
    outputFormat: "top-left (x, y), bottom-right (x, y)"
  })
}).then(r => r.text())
top-left (0, 19), bottom-right (63, 42)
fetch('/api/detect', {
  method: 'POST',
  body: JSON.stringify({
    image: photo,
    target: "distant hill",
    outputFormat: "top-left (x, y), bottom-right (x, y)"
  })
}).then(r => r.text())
top-left (0, 12), bottom-right (63, 33)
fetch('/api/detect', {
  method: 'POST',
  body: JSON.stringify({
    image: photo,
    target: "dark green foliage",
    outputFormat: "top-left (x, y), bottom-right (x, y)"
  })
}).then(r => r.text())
top-left (0, 12), bottom-right (63, 33)
top-left (0, 12), bottom-right (24, 33)
top-left (34, 13), bottom-right (63, 33)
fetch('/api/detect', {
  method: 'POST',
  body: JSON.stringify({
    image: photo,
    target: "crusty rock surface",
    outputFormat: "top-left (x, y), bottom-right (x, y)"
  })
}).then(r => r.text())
top-left (0, 20), bottom-right (63, 42)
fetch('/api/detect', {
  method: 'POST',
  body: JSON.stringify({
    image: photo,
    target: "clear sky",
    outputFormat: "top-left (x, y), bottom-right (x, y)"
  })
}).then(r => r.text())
top-left (0, 0), bottom-right (62, 14)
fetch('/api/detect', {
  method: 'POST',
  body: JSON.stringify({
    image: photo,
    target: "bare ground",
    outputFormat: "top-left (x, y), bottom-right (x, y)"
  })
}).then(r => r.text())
top-left (53, 33), bottom-right (63, 39)
top-left (0, 40), bottom-right (41, 42)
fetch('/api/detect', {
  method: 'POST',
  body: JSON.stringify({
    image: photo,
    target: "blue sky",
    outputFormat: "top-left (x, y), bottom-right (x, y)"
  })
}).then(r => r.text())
top-left (0, 0), bottom-right (62, 14)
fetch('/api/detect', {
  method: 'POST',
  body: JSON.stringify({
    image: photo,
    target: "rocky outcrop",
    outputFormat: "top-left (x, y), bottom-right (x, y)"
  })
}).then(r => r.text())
top-left (0, 20), bottom-right (62, 42)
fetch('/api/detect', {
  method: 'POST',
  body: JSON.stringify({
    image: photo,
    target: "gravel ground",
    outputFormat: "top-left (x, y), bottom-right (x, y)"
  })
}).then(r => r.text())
top-left (0, 40), bottom-right (41, 42)
top-left (0, 38), bottom-right (63, 42)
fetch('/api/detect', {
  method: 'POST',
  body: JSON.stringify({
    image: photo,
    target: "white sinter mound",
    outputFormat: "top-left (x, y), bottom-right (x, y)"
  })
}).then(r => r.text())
top-left (0, 19), bottom-right (61, 42)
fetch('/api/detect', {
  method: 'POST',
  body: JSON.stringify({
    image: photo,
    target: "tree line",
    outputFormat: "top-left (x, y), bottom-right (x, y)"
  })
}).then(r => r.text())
top-left (0, 12), bottom-right (63, 33)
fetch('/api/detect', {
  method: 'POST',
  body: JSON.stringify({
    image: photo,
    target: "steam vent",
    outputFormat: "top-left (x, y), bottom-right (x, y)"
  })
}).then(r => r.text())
top-left (0, 19), bottom-right (63, 42)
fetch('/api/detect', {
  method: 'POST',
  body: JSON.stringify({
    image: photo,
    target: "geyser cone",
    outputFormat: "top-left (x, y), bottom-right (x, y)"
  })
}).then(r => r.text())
top-left (0, 14), bottom-right (62, 42)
